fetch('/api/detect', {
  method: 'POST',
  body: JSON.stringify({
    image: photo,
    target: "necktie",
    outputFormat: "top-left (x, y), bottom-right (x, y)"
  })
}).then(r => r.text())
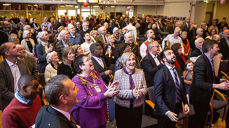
top-left (171, 68), bottom-right (182, 103)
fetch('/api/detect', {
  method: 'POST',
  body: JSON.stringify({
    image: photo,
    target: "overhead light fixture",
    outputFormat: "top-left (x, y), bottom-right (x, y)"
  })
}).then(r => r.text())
top-left (111, 6), bottom-right (115, 8)
top-left (3, 3), bottom-right (11, 6)
top-left (34, 4), bottom-right (38, 7)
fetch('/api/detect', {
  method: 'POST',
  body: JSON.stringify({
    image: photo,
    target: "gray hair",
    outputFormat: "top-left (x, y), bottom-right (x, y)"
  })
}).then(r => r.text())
top-left (46, 51), bottom-right (57, 63)
top-left (23, 25), bottom-right (31, 31)
top-left (67, 23), bottom-right (75, 31)
top-left (45, 75), bottom-right (69, 106)
top-left (196, 28), bottom-right (203, 35)
top-left (194, 37), bottom-right (204, 46)
top-left (57, 30), bottom-right (68, 41)
top-left (23, 30), bottom-right (31, 39)
top-left (90, 30), bottom-right (98, 36)
top-left (37, 31), bottom-right (48, 43)
top-left (113, 27), bottom-right (119, 34)
top-left (120, 52), bottom-right (135, 66)
top-left (98, 26), bottom-right (106, 33)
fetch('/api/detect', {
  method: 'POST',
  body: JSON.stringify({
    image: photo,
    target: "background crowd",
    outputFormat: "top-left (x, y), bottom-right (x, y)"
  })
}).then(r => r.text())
top-left (0, 13), bottom-right (229, 128)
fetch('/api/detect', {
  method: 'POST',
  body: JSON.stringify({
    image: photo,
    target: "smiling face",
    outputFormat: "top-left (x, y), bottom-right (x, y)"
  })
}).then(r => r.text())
top-left (67, 50), bottom-right (75, 62)
top-left (125, 54), bottom-right (136, 71)
top-left (51, 52), bottom-right (59, 63)
top-left (79, 56), bottom-right (94, 73)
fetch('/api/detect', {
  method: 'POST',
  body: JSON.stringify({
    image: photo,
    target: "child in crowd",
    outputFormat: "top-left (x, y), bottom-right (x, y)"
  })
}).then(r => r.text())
top-left (183, 60), bottom-right (194, 96)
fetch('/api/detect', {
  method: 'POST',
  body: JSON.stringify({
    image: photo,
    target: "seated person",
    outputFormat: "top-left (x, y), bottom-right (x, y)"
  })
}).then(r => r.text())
top-left (2, 75), bottom-right (42, 128)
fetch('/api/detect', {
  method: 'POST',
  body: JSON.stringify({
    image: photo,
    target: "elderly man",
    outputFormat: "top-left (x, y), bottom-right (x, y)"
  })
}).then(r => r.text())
top-left (35, 75), bottom-right (79, 128)
top-left (219, 29), bottom-right (229, 60)
top-left (0, 42), bottom-right (30, 110)
top-left (16, 44), bottom-right (38, 79)
top-left (68, 24), bottom-right (84, 45)
top-left (2, 75), bottom-right (42, 128)
top-left (162, 27), bottom-right (184, 53)
top-left (78, 21), bottom-right (90, 41)
top-left (190, 37), bottom-right (204, 62)
top-left (96, 26), bottom-right (110, 48)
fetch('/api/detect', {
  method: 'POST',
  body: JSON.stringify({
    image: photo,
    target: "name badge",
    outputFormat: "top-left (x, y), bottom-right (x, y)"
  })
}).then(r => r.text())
top-left (94, 86), bottom-right (101, 93)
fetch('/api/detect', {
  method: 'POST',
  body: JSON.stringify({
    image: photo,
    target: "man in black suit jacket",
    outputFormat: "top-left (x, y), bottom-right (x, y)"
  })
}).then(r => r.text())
top-left (219, 29), bottom-right (229, 60)
top-left (189, 40), bottom-right (229, 128)
top-left (142, 41), bottom-right (163, 87)
top-left (0, 42), bottom-right (30, 110)
top-left (154, 48), bottom-right (189, 128)
top-left (35, 75), bottom-right (79, 128)
top-left (90, 43), bottom-right (112, 85)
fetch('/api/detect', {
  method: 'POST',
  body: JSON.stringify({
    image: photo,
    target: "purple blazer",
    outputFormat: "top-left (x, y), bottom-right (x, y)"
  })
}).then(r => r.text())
top-left (70, 71), bottom-right (108, 128)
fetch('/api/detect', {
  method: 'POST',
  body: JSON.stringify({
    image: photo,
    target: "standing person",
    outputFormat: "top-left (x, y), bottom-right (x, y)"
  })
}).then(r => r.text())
top-left (113, 52), bottom-right (147, 128)
top-left (219, 29), bottom-right (229, 60)
top-left (57, 47), bottom-right (76, 79)
top-left (35, 75), bottom-right (80, 128)
top-left (0, 42), bottom-right (30, 110)
top-left (71, 54), bottom-right (119, 128)
top-left (153, 48), bottom-right (190, 128)
top-left (140, 29), bottom-right (156, 58)
top-left (189, 40), bottom-right (229, 128)
top-left (2, 75), bottom-right (42, 128)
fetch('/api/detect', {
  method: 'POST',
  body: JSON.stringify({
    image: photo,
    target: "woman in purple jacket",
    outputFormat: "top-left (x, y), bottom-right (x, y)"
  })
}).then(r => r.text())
top-left (70, 54), bottom-right (119, 128)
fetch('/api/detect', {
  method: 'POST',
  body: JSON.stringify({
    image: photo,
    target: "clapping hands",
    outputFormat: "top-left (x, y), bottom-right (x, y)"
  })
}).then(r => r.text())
top-left (104, 81), bottom-right (120, 98)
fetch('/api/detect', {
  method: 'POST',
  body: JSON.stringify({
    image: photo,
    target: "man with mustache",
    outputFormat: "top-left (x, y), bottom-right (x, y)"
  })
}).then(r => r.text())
top-left (153, 48), bottom-right (189, 128)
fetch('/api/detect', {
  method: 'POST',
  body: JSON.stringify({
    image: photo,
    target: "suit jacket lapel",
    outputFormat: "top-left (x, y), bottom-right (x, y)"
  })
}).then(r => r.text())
top-left (92, 57), bottom-right (104, 70)
top-left (148, 54), bottom-right (157, 67)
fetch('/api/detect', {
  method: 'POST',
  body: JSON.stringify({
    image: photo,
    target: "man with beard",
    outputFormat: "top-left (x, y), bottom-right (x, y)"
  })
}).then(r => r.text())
top-left (153, 48), bottom-right (189, 128)
top-left (189, 40), bottom-right (229, 128)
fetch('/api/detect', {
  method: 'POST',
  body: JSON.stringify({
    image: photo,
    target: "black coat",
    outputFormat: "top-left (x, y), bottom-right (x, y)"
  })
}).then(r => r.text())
top-left (154, 65), bottom-right (187, 116)
top-left (35, 105), bottom-right (75, 128)
top-left (36, 44), bottom-right (48, 73)
top-left (142, 54), bottom-right (163, 87)
top-left (190, 54), bottom-right (219, 104)
top-left (190, 48), bottom-right (202, 57)
top-left (219, 38), bottom-right (229, 60)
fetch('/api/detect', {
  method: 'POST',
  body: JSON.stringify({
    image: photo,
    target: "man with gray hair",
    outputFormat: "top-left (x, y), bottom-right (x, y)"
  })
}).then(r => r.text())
top-left (68, 24), bottom-right (84, 45)
top-left (190, 37), bottom-right (204, 62)
top-left (219, 29), bottom-right (229, 60)
top-left (162, 27), bottom-right (184, 53)
top-left (35, 75), bottom-right (79, 128)
top-left (96, 26), bottom-right (110, 48)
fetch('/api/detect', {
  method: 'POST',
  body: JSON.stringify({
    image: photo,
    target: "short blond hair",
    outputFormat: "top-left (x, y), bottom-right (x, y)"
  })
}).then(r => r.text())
top-left (120, 52), bottom-right (135, 66)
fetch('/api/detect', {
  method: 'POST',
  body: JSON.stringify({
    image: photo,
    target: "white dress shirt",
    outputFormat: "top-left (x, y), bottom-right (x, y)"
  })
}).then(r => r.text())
top-left (92, 56), bottom-right (104, 68)
top-left (51, 106), bottom-right (71, 120)
top-left (150, 53), bottom-right (160, 66)
top-left (5, 59), bottom-right (21, 92)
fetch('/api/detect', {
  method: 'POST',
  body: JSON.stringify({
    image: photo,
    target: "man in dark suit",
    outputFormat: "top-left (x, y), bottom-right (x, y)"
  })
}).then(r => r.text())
top-left (142, 41), bottom-right (163, 87)
top-left (154, 48), bottom-right (189, 128)
top-left (0, 42), bottom-right (30, 110)
top-left (68, 24), bottom-right (84, 45)
top-left (219, 29), bottom-right (229, 60)
top-left (189, 40), bottom-right (229, 128)
top-left (35, 75), bottom-right (79, 128)
top-left (182, 17), bottom-right (191, 35)
top-left (190, 37), bottom-right (204, 62)
top-left (90, 43), bottom-right (112, 85)
top-left (16, 44), bottom-right (38, 80)
top-left (96, 26), bottom-right (110, 48)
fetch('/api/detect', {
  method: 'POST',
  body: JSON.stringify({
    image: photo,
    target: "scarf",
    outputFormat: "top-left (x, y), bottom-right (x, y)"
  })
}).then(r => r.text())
top-left (123, 67), bottom-right (135, 89)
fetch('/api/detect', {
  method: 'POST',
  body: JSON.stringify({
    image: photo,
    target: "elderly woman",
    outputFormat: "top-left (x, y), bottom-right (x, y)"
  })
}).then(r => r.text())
top-left (70, 54), bottom-right (119, 128)
top-left (113, 52), bottom-right (147, 128)
top-left (113, 27), bottom-right (120, 44)
top-left (21, 30), bottom-right (35, 57)
top-left (54, 29), bottom-right (72, 59)
top-left (36, 31), bottom-right (53, 73)
top-left (44, 51), bottom-right (59, 82)
top-left (57, 46), bottom-right (76, 79)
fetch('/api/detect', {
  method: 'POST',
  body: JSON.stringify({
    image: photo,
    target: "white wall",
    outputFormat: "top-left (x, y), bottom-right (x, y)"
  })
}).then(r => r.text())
top-left (136, 0), bottom-right (191, 17)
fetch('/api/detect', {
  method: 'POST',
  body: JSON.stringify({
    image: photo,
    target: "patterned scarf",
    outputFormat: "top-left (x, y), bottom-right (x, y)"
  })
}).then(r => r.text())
top-left (123, 67), bottom-right (135, 89)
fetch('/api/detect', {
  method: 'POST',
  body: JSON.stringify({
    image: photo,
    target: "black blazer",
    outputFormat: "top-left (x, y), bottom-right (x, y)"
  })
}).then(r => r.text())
top-left (190, 48), bottom-right (202, 57)
top-left (35, 105), bottom-right (75, 128)
top-left (36, 44), bottom-right (48, 73)
top-left (142, 54), bottom-right (163, 87)
top-left (0, 59), bottom-right (30, 110)
top-left (219, 38), bottom-right (229, 60)
top-left (190, 54), bottom-right (219, 104)
top-left (154, 65), bottom-right (187, 116)
top-left (91, 56), bottom-right (110, 84)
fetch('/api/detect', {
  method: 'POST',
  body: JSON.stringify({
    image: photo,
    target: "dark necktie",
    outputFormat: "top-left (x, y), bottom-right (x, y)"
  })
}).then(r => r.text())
top-left (172, 68), bottom-right (182, 103)
top-left (70, 115), bottom-right (78, 128)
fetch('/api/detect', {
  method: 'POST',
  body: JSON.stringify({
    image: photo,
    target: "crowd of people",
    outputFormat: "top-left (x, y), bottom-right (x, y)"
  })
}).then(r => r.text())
top-left (0, 13), bottom-right (229, 128)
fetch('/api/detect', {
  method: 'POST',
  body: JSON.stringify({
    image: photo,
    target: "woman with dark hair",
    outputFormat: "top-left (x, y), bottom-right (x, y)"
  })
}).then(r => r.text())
top-left (70, 54), bottom-right (119, 128)
top-left (57, 46), bottom-right (76, 79)
top-left (171, 43), bottom-right (186, 71)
